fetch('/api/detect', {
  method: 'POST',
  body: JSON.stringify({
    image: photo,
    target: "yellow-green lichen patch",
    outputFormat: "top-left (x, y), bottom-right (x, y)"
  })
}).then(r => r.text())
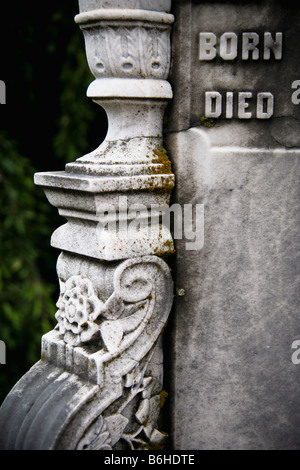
top-left (200, 115), bottom-right (217, 128)
top-left (151, 145), bottom-right (173, 175)
top-left (159, 390), bottom-right (168, 409)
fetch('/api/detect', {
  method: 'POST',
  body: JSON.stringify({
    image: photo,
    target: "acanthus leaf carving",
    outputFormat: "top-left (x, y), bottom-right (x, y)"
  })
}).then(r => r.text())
top-left (76, 348), bottom-right (167, 450)
top-left (76, 415), bottom-right (113, 450)
top-left (100, 320), bottom-right (124, 352)
top-left (119, 28), bottom-right (138, 73)
top-left (82, 23), bottom-right (171, 79)
top-left (100, 300), bottom-right (149, 353)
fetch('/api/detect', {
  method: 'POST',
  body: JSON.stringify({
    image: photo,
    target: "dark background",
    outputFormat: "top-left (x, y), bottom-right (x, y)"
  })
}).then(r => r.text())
top-left (0, 1), bottom-right (108, 403)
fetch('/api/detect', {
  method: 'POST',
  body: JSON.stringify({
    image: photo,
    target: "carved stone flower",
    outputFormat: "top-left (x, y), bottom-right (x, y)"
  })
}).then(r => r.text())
top-left (55, 275), bottom-right (104, 346)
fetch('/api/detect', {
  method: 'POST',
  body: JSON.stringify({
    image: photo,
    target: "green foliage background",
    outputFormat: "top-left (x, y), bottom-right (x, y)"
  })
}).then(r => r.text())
top-left (0, 2), bottom-right (107, 403)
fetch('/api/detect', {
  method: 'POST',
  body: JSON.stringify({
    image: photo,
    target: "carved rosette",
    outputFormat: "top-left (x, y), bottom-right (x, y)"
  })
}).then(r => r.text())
top-left (0, 254), bottom-right (173, 450)
top-left (45, 254), bottom-right (173, 379)
top-left (55, 275), bottom-right (104, 346)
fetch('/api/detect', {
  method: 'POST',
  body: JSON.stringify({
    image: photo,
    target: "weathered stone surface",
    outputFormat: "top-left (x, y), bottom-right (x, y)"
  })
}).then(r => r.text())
top-left (167, 128), bottom-right (300, 449)
top-left (168, 1), bottom-right (300, 137)
top-left (165, 0), bottom-right (300, 450)
top-left (34, 3), bottom-right (176, 262)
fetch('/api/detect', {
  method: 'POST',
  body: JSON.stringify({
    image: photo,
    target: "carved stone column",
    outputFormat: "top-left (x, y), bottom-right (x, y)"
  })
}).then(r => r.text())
top-left (0, 0), bottom-right (174, 450)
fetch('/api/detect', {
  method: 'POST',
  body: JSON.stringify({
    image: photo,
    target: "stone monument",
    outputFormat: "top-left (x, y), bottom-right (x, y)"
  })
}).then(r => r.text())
top-left (0, 0), bottom-right (299, 451)
top-left (166, 0), bottom-right (300, 450)
top-left (0, 0), bottom-right (175, 450)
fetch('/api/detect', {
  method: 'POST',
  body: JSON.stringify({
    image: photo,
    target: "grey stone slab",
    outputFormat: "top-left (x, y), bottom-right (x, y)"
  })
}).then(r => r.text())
top-left (165, 0), bottom-right (300, 450)
top-left (168, 1), bottom-right (300, 141)
top-left (167, 129), bottom-right (300, 449)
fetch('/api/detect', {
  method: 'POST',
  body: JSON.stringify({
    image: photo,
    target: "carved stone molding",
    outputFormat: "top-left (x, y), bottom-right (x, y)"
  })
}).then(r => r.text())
top-left (77, 20), bottom-right (172, 80)
top-left (33, 3), bottom-right (175, 262)
top-left (68, 6), bottom-right (174, 175)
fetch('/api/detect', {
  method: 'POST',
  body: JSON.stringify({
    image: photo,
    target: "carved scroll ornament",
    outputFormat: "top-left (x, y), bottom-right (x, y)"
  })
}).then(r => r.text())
top-left (0, 255), bottom-right (173, 450)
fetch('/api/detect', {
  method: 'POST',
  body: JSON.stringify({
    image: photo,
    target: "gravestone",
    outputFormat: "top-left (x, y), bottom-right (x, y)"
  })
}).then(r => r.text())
top-left (0, 0), bottom-right (299, 452)
top-left (166, 0), bottom-right (300, 450)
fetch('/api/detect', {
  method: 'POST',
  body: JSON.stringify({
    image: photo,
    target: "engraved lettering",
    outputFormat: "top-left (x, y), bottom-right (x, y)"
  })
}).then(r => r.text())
top-left (242, 33), bottom-right (259, 60)
top-left (226, 91), bottom-right (234, 119)
top-left (238, 92), bottom-right (253, 118)
top-left (256, 92), bottom-right (274, 119)
top-left (220, 32), bottom-right (238, 60)
top-left (199, 32), bottom-right (217, 60)
top-left (291, 80), bottom-right (300, 105)
top-left (199, 32), bottom-right (282, 61)
top-left (204, 91), bottom-right (274, 120)
top-left (263, 32), bottom-right (283, 60)
top-left (205, 91), bottom-right (222, 118)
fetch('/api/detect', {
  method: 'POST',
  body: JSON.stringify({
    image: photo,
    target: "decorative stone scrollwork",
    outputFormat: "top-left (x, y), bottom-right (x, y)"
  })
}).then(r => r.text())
top-left (55, 258), bottom-right (158, 353)
top-left (43, 254), bottom-right (173, 382)
top-left (76, 356), bottom-right (168, 450)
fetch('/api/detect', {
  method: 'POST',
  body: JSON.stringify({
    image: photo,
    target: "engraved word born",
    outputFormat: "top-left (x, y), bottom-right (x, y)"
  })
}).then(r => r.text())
top-left (199, 32), bottom-right (283, 61)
